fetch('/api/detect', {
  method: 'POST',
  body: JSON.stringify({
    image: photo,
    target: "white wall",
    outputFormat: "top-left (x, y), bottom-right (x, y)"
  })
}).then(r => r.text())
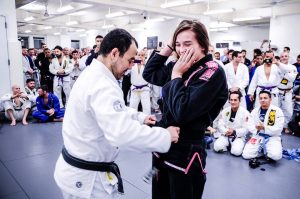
top-left (270, 14), bottom-right (300, 59)
top-left (210, 25), bottom-right (270, 58)
top-left (0, 0), bottom-right (23, 96)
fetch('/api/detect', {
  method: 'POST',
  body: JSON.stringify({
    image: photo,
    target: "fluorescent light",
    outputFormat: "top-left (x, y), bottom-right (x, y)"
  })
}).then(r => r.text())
top-left (24, 30), bottom-right (31, 33)
top-left (209, 21), bottom-right (236, 28)
top-left (66, 21), bottom-right (78, 26)
top-left (54, 32), bottom-right (61, 35)
top-left (57, 5), bottom-right (74, 13)
top-left (44, 26), bottom-right (52, 30)
top-left (105, 11), bottom-right (125, 18)
top-left (24, 16), bottom-right (35, 21)
top-left (19, 2), bottom-right (45, 11)
top-left (76, 29), bottom-right (85, 32)
top-left (68, 11), bottom-right (87, 16)
top-left (161, 0), bottom-right (191, 8)
top-left (210, 27), bottom-right (229, 32)
top-left (102, 24), bottom-right (114, 29)
top-left (233, 17), bottom-right (262, 22)
top-left (204, 8), bottom-right (234, 15)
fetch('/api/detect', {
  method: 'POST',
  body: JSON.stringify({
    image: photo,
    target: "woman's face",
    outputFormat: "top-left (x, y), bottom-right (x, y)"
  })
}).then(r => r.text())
top-left (175, 29), bottom-right (204, 61)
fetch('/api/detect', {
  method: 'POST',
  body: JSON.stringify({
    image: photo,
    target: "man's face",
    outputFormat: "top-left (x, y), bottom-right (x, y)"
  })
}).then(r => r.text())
top-left (12, 86), bottom-right (21, 95)
top-left (45, 50), bottom-right (52, 58)
top-left (228, 52), bottom-right (233, 60)
top-left (297, 58), bottom-right (300, 65)
top-left (241, 51), bottom-right (246, 57)
top-left (111, 43), bottom-right (137, 80)
top-left (54, 49), bottom-right (62, 57)
top-left (283, 47), bottom-right (289, 53)
top-left (208, 46), bottom-right (214, 54)
top-left (280, 52), bottom-right (289, 64)
top-left (233, 53), bottom-right (243, 63)
top-left (256, 55), bottom-right (263, 65)
top-left (229, 93), bottom-right (240, 110)
top-left (37, 89), bottom-right (45, 97)
top-left (22, 48), bottom-right (28, 56)
top-left (27, 81), bottom-right (35, 90)
top-left (264, 52), bottom-right (274, 65)
top-left (42, 44), bottom-right (47, 49)
top-left (214, 52), bottom-right (220, 60)
top-left (259, 93), bottom-right (271, 108)
top-left (95, 38), bottom-right (103, 47)
top-left (72, 52), bottom-right (79, 59)
top-left (63, 48), bottom-right (69, 55)
top-left (28, 49), bottom-right (35, 56)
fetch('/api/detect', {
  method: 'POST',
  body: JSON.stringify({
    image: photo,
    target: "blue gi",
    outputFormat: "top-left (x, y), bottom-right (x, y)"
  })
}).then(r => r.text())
top-left (32, 93), bottom-right (64, 122)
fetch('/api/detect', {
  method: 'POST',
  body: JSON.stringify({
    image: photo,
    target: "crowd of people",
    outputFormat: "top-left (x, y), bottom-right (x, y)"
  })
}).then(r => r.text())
top-left (0, 19), bottom-right (299, 199)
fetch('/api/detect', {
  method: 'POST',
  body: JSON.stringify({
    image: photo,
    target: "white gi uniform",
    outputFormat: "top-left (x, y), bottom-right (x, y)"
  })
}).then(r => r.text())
top-left (70, 59), bottom-right (86, 88)
top-left (49, 56), bottom-right (74, 108)
top-left (248, 64), bottom-right (284, 108)
top-left (1, 93), bottom-right (31, 121)
top-left (54, 59), bottom-right (171, 199)
top-left (242, 105), bottom-right (284, 161)
top-left (224, 62), bottom-right (249, 108)
top-left (277, 63), bottom-right (297, 128)
top-left (24, 86), bottom-right (38, 110)
top-left (150, 85), bottom-right (162, 111)
top-left (23, 55), bottom-right (33, 82)
top-left (214, 106), bottom-right (255, 156)
top-left (129, 63), bottom-right (151, 115)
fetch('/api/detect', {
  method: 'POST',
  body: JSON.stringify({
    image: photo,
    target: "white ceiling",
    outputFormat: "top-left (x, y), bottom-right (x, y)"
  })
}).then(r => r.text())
top-left (15, 0), bottom-right (300, 36)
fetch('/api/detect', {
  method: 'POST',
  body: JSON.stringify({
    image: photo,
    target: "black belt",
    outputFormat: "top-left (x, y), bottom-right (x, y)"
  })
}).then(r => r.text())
top-left (61, 147), bottom-right (124, 194)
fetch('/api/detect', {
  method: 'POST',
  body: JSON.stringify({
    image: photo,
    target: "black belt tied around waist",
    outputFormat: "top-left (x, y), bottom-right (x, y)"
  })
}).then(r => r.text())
top-left (61, 147), bottom-right (124, 194)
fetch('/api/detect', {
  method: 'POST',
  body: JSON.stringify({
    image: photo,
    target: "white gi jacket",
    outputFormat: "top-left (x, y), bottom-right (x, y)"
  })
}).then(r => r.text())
top-left (49, 56), bottom-right (74, 82)
top-left (250, 105), bottom-right (284, 136)
top-left (54, 59), bottom-right (171, 198)
top-left (130, 64), bottom-right (149, 87)
top-left (218, 106), bottom-right (256, 137)
top-left (22, 55), bottom-right (32, 73)
top-left (277, 63), bottom-right (297, 89)
top-left (224, 62), bottom-right (249, 96)
top-left (24, 86), bottom-right (38, 104)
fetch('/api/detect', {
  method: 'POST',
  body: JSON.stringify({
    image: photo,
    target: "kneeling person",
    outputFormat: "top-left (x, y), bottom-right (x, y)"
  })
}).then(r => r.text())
top-left (214, 91), bottom-right (255, 156)
top-left (242, 91), bottom-right (284, 161)
top-left (32, 85), bottom-right (64, 122)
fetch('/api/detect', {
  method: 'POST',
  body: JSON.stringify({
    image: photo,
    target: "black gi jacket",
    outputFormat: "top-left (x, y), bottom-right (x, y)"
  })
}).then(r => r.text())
top-left (143, 53), bottom-right (228, 169)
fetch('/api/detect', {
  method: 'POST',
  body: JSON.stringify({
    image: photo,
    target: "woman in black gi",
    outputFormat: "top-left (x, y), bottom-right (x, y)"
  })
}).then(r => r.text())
top-left (143, 20), bottom-right (228, 199)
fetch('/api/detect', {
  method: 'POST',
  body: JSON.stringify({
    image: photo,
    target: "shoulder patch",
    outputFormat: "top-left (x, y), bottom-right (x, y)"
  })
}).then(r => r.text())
top-left (267, 109), bottom-right (276, 126)
top-left (199, 61), bottom-right (219, 81)
top-left (113, 100), bottom-right (124, 112)
top-left (226, 111), bottom-right (230, 117)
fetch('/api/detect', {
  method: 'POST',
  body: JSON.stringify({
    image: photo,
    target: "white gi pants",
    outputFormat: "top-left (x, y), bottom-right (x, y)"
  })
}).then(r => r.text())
top-left (61, 173), bottom-right (120, 199)
top-left (278, 90), bottom-right (293, 128)
top-left (214, 136), bottom-right (246, 156)
top-left (129, 87), bottom-right (151, 115)
top-left (3, 101), bottom-right (31, 121)
top-left (53, 76), bottom-right (71, 108)
top-left (242, 135), bottom-right (282, 161)
top-left (150, 85), bottom-right (162, 110)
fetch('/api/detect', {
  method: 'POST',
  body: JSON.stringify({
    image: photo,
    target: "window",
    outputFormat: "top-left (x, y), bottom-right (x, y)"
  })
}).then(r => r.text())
top-left (71, 40), bottom-right (80, 49)
top-left (147, 36), bottom-right (158, 50)
top-left (33, 37), bottom-right (45, 49)
top-left (19, 36), bottom-right (29, 48)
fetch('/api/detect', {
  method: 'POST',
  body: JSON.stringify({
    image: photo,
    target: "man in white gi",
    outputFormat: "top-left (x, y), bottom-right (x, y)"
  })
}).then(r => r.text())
top-left (49, 45), bottom-right (73, 108)
top-left (1, 85), bottom-right (31, 126)
top-left (22, 46), bottom-right (34, 83)
top-left (54, 29), bottom-right (180, 199)
top-left (24, 78), bottom-right (39, 111)
top-left (214, 91), bottom-right (255, 156)
top-left (129, 50), bottom-right (151, 115)
top-left (70, 50), bottom-right (85, 88)
top-left (224, 51), bottom-right (249, 108)
top-left (277, 52), bottom-right (298, 133)
top-left (242, 91), bottom-right (284, 161)
top-left (248, 50), bottom-right (289, 108)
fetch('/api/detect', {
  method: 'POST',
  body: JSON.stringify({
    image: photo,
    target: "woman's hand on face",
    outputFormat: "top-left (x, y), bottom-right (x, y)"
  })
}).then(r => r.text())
top-left (171, 48), bottom-right (197, 79)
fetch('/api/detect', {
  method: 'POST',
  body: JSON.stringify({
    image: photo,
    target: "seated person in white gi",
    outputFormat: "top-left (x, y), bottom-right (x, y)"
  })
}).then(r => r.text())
top-left (214, 91), bottom-right (255, 156)
top-left (24, 78), bottom-right (39, 111)
top-left (1, 85), bottom-right (31, 126)
top-left (242, 90), bottom-right (284, 161)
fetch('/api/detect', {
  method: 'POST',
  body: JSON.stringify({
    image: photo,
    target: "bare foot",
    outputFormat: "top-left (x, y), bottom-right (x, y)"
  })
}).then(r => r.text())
top-left (53, 118), bottom-right (63, 122)
top-left (10, 120), bottom-right (16, 126)
top-left (284, 128), bottom-right (291, 134)
top-left (22, 120), bottom-right (28, 125)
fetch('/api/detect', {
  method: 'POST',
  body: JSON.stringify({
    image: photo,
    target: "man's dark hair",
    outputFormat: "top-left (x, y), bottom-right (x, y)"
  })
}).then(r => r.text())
top-left (297, 54), bottom-right (300, 59)
top-left (22, 46), bottom-right (27, 49)
top-left (72, 50), bottom-right (78, 54)
top-left (96, 35), bottom-right (103, 39)
top-left (214, 52), bottom-right (220, 55)
top-left (265, 50), bottom-right (274, 56)
top-left (284, 46), bottom-right (290, 51)
top-left (43, 48), bottom-right (50, 52)
top-left (39, 85), bottom-right (49, 92)
top-left (28, 48), bottom-right (34, 51)
top-left (259, 90), bottom-right (271, 98)
top-left (99, 28), bottom-right (138, 57)
top-left (54, 45), bottom-right (63, 51)
top-left (26, 78), bottom-right (35, 84)
top-left (92, 44), bottom-right (97, 50)
top-left (229, 90), bottom-right (242, 101)
top-left (232, 51), bottom-right (240, 58)
top-left (253, 48), bottom-right (262, 56)
top-left (228, 49), bottom-right (234, 54)
top-left (274, 55), bottom-right (280, 60)
top-left (241, 49), bottom-right (246, 53)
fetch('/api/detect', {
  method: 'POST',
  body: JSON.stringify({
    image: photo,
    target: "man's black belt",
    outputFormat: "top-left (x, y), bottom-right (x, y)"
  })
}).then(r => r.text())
top-left (61, 147), bottom-right (124, 194)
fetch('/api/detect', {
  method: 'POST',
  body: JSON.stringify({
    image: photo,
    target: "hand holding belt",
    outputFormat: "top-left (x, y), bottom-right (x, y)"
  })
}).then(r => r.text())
top-left (61, 147), bottom-right (124, 194)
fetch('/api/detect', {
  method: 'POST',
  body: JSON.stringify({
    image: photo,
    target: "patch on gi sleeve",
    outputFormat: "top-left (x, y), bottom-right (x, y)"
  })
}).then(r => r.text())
top-left (280, 78), bottom-right (288, 85)
top-left (113, 100), bottom-right (124, 112)
top-left (267, 109), bottom-right (276, 126)
top-left (199, 61), bottom-right (219, 81)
